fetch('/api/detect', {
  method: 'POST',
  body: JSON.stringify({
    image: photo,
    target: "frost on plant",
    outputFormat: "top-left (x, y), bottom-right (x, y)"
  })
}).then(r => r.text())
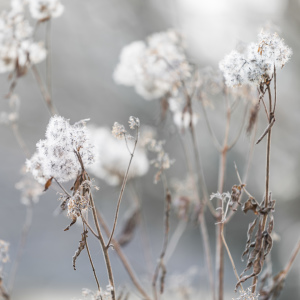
top-left (26, 115), bottom-right (96, 184)
top-left (219, 29), bottom-right (292, 87)
top-left (113, 29), bottom-right (191, 100)
top-left (233, 287), bottom-right (259, 300)
top-left (0, 6), bottom-right (46, 74)
top-left (88, 126), bottom-right (149, 186)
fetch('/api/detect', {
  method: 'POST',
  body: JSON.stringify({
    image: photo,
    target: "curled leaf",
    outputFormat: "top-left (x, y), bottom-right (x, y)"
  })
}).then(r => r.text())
top-left (64, 215), bottom-right (77, 231)
top-left (72, 230), bottom-right (88, 270)
top-left (242, 197), bottom-right (259, 214)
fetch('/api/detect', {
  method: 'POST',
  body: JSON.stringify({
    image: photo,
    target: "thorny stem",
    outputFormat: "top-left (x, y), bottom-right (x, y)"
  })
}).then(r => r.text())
top-left (152, 173), bottom-right (171, 300)
top-left (31, 65), bottom-right (57, 116)
top-left (8, 201), bottom-right (33, 294)
top-left (83, 224), bottom-right (101, 292)
top-left (106, 131), bottom-right (139, 248)
top-left (89, 192), bottom-right (115, 300)
top-left (96, 210), bottom-right (151, 300)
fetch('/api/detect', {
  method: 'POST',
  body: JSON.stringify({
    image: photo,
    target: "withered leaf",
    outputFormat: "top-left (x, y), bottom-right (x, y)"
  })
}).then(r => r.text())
top-left (44, 177), bottom-right (53, 192)
top-left (72, 230), bottom-right (88, 270)
top-left (268, 215), bottom-right (274, 235)
top-left (263, 231), bottom-right (273, 258)
top-left (160, 262), bottom-right (167, 294)
top-left (242, 197), bottom-right (258, 214)
top-left (64, 215), bottom-right (77, 231)
top-left (242, 217), bottom-right (258, 260)
top-left (118, 208), bottom-right (140, 247)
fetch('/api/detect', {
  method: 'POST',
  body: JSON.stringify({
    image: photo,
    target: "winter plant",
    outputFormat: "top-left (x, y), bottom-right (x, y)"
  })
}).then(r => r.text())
top-left (0, 1), bottom-right (300, 300)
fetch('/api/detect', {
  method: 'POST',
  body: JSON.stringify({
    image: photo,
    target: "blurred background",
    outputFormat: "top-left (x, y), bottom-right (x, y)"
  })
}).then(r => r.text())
top-left (0, 0), bottom-right (300, 299)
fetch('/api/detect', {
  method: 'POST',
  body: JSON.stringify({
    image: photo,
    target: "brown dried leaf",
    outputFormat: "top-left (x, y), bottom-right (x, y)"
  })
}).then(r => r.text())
top-left (242, 197), bottom-right (258, 214)
top-left (72, 230), bottom-right (88, 270)
top-left (242, 217), bottom-right (258, 260)
top-left (118, 208), bottom-right (140, 247)
top-left (263, 231), bottom-right (273, 258)
top-left (44, 177), bottom-right (53, 192)
top-left (64, 215), bottom-right (77, 231)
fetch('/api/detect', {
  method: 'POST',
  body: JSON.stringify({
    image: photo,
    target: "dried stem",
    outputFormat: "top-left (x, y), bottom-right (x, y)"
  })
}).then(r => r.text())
top-left (152, 174), bottom-right (171, 300)
top-left (31, 65), bottom-right (57, 116)
top-left (96, 210), bottom-right (151, 300)
top-left (106, 132), bottom-right (138, 248)
top-left (83, 224), bottom-right (101, 292)
top-left (89, 192), bottom-right (115, 300)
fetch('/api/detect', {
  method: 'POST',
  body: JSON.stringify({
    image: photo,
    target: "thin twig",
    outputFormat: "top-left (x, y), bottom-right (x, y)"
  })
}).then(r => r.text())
top-left (83, 224), bottom-right (101, 292)
top-left (81, 213), bottom-right (99, 240)
top-left (199, 95), bottom-right (222, 152)
top-left (152, 174), bottom-right (171, 300)
top-left (106, 131), bottom-right (139, 248)
top-left (31, 65), bottom-right (57, 116)
top-left (96, 210), bottom-right (151, 300)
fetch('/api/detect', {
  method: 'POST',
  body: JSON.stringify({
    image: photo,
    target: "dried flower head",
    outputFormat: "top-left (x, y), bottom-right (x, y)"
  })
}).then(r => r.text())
top-left (26, 115), bottom-right (96, 184)
top-left (219, 29), bottom-right (292, 87)
top-left (233, 287), bottom-right (259, 300)
top-left (113, 29), bottom-right (191, 100)
top-left (0, 8), bottom-right (46, 74)
top-left (111, 122), bottom-right (126, 139)
top-left (28, 0), bottom-right (64, 21)
top-left (67, 190), bottom-right (90, 219)
top-left (81, 285), bottom-right (113, 300)
top-left (128, 116), bottom-right (140, 129)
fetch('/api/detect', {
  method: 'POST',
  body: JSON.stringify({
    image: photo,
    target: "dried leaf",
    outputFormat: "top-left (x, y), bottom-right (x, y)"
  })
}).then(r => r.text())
top-left (242, 217), bottom-right (258, 260)
top-left (64, 215), bottom-right (77, 231)
top-left (72, 230), bottom-right (88, 270)
top-left (268, 215), bottom-right (274, 235)
top-left (263, 231), bottom-right (273, 258)
top-left (44, 177), bottom-right (53, 192)
top-left (242, 198), bottom-right (258, 214)
top-left (118, 208), bottom-right (140, 247)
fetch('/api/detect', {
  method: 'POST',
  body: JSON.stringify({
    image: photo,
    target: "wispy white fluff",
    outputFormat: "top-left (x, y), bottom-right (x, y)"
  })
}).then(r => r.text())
top-left (26, 116), bottom-right (96, 184)
top-left (113, 29), bottom-right (191, 100)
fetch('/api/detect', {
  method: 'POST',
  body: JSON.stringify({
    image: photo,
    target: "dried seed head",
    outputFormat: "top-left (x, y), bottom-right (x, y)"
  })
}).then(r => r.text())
top-left (128, 116), bottom-right (140, 129)
top-left (111, 122), bottom-right (126, 139)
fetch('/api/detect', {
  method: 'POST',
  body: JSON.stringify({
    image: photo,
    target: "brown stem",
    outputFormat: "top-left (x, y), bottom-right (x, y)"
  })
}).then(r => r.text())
top-left (31, 65), bottom-right (57, 116)
top-left (106, 133), bottom-right (138, 248)
top-left (89, 193), bottom-right (115, 300)
top-left (83, 224), bottom-right (101, 292)
top-left (96, 210), bottom-right (151, 300)
top-left (152, 175), bottom-right (171, 300)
